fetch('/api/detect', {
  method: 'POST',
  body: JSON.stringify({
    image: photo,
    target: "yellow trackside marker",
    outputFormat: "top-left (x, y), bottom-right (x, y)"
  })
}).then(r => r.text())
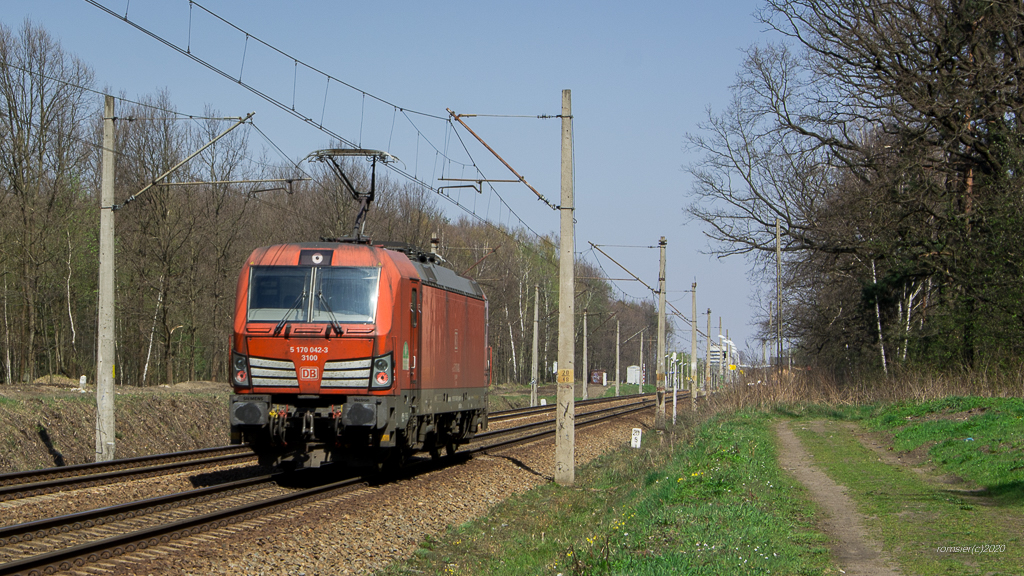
top-left (381, 433), bottom-right (390, 441)
top-left (557, 369), bottom-right (573, 384)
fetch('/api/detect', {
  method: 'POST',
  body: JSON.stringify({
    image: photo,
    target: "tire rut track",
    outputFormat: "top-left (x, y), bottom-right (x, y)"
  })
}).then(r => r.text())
top-left (775, 420), bottom-right (902, 576)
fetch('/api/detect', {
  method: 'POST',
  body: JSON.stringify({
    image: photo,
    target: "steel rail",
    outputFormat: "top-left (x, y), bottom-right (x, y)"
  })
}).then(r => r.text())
top-left (475, 399), bottom-right (656, 443)
top-left (0, 474), bottom-right (370, 576)
top-left (0, 451), bottom-right (255, 503)
top-left (0, 453), bottom-right (473, 576)
top-left (470, 401), bottom-right (655, 455)
top-left (0, 474), bottom-right (278, 548)
top-left (488, 392), bottom-right (653, 422)
top-left (0, 445), bottom-right (251, 488)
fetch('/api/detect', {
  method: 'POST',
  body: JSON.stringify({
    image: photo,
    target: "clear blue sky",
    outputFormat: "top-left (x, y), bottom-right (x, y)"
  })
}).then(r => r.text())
top-left (5, 0), bottom-right (771, 356)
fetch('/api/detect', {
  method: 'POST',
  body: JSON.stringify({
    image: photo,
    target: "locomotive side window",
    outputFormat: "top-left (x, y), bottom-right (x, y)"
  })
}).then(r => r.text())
top-left (411, 289), bottom-right (418, 327)
top-left (312, 267), bottom-right (380, 323)
top-left (247, 267), bottom-right (310, 322)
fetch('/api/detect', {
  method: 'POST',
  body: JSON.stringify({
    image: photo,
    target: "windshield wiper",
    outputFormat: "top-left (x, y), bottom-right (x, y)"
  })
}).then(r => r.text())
top-left (316, 290), bottom-right (344, 336)
top-left (274, 289), bottom-right (307, 336)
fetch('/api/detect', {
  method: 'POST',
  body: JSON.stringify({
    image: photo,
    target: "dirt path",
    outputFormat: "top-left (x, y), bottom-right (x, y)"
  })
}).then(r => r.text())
top-left (775, 421), bottom-right (902, 575)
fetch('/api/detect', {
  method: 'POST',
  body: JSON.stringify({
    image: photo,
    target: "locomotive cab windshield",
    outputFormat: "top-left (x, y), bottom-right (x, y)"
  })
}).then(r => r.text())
top-left (247, 265), bottom-right (380, 324)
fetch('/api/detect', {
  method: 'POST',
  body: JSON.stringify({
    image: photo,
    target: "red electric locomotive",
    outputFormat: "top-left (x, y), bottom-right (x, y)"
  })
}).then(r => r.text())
top-left (228, 149), bottom-right (489, 468)
top-left (228, 240), bottom-right (489, 468)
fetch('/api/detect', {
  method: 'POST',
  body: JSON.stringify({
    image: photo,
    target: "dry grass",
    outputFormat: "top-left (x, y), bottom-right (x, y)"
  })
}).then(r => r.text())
top-left (708, 366), bottom-right (1024, 413)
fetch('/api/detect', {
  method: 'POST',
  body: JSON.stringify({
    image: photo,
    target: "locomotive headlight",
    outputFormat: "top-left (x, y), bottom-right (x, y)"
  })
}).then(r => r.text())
top-left (371, 353), bottom-right (392, 388)
top-left (232, 352), bottom-right (250, 387)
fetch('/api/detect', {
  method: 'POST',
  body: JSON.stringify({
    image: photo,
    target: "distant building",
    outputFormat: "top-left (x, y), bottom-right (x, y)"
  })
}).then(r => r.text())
top-left (709, 339), bottom-right (739, 367)
top-left (626, 365), bottom-right (641, 385)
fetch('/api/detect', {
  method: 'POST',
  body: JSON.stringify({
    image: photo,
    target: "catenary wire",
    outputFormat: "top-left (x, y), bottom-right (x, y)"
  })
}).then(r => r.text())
top-left (0, 60), bottom-right (234, 121)
top-left (84, 0), bottom-right (554, 251)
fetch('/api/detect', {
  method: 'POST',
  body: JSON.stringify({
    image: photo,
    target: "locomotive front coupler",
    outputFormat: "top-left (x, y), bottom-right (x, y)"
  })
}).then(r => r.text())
top-left (301, 410), bottom-right (315, 439)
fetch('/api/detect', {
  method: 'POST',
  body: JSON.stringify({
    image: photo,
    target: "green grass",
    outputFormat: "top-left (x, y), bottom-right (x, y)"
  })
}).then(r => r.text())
top-left (795, 411), bottom-right (1024, 575)
top-left (382, 411), bottom-right (835, 575)
top-left (604, 383), bottom-right (640, 397)
top-left (769, 396), bottom-right (1024, 507)
top-left (383, 393), bottom-right (1024, 575)
top-left (862, 396), bottom-right (1024, 506)
top-left (490, 382), bottom-right (641, 411)
top-left (0, 396), bottom-right (21, 408)
top-left (769, 403), bottom-right (873, 421)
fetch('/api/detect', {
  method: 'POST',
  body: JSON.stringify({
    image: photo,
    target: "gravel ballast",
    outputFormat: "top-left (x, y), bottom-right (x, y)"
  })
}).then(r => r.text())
top-left (104, 411), bottom-right (653, 576)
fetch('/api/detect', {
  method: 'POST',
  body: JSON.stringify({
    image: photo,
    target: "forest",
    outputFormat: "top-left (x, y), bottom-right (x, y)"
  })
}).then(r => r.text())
top-left (687, 0), bottom-right (1024, 375)
top-left (0, 20), bottom-right (663, 388)
top-left (20, 0), bottom-right (1015, 388)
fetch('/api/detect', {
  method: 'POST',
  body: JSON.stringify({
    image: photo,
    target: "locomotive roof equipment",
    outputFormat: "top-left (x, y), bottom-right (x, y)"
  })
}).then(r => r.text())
top-left (304, 148), bottom-right (399, 241)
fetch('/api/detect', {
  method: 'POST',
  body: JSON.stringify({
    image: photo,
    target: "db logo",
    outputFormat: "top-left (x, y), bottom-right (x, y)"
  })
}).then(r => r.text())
top-left (298, 366), bottom-right (319, 381)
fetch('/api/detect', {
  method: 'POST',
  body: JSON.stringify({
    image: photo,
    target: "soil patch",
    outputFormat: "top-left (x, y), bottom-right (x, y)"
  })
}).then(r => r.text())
top-left (776, 420), bottom-right (901, 575)
top-left (909, 406), bottom-right (989, 423)
top-left (0, 381), bottom-right (231, 473)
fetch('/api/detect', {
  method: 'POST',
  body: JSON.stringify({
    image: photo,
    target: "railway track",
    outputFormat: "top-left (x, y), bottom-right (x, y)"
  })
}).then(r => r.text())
top-left (487, 392), bottom-right (653, 423)
top-left (474, 397), bottom-right (659, 451)
top-left (0, 473), bottom-right (288, 563)
top-left (0, 446), bottom-right (256, 504)
top-left (0, 394), bottom-right (658, 576)
top-left (0, 392), bottom-right (660, 507)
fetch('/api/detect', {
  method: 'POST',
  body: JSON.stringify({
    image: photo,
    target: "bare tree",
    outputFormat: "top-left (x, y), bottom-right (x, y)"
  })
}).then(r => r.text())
top-left (688, 0), bottom-right (1024, 370)
top-left (0, 20), bottom-right (95, 382)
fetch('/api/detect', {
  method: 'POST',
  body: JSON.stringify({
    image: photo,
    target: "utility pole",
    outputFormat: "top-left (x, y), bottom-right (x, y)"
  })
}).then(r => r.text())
top-left (555, 89), bottom-right (575, 486)
top-left (639, 329), bottom-right (644, 395)
top-left (718, 316), bottom-right (724, 389)
top-left (93, 108), bottom-right (254, 453)
top-left (531, 284), bottom-right (539, 407)
top-left (655, 237), bottom-right (667, 430)
top-left (704, 308), bottom-right (711, 395)
top-left (763, 338), bottom-right (767, 369)
top-left (615, 320), bottom-right (620, 397)
top-left (769, 301), bottom-right (774, 382)
top-left (671, 352), bottom-right (678, 425)
top-left (690, 282), bottom-right (697, 410)
top-left (726, 328), bottom-right (731, 385)
top-left (776, 218), bottom-right (782, 385)
top-left (582, 309), bottom-right (588, 401)
top-left (96, 95), bottom-right (116, 462)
